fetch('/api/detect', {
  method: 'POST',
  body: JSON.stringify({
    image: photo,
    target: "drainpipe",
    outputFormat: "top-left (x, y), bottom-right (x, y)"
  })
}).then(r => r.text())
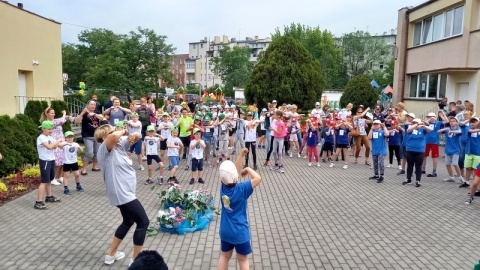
top-left (400, 10), bottom-right (410, 102)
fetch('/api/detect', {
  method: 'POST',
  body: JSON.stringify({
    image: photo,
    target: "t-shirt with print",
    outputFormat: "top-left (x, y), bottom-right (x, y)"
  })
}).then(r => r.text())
top-left (289, 126), bottom-right (299, 141)
top-left (189, 139), bottom-right (204, 159)
top-left (127, 120), bottom-right (142, 135)
top-left (354, 119), bottom-right (367, 136)
top-left (203, 124), bottom-right (214, 138)
top-left (406, 127), bottom-right (427, 153)
top-left (323, 128), bottom-right (334, 143)
top-left (62, 142), bottom-right (80, 164)
top-left (387, 127), bottom-right (402, 146)
top-left (443, 126), bottom-right (461, 155)
top-left (425, 121), bottom-right (443, 144)
top-left (260, 115), bottom-right (266, 130)
top-left (81, 113), bottom-right (100, 138)
top-left (244, 120), bottom-right (258, 142)
top-left (306, 128), bottom-right (318, 147)
top-left (218, 121), bottom-right (231, 141)
top-left (37, 134), bottom-right (56, 161)
top-left (335, 128), bottom-right (350, 145)
top-left (467, 130), bottom-right (480, 156)
top-left (219, 180), bottom-right (254, 245)
top-left (274, 121), bottom-right (286, 138)
top-left (166, 136), bottom-right (182, 156)
top-left (158, 122), bottom-right (173, 139)
top-left (371, 129), bottom-right (387, 155)
top-left (97, 137), bottom-right (137, 206)
top-left (108, 108), bottom-right (126, 126)
top-left (145, 137), bottom-right (160, 156)
top-left (178, 116), bottom-right (194, 137)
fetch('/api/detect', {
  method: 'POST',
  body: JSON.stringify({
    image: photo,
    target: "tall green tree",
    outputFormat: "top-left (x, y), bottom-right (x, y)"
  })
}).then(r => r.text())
top-left (341, 31), bottom-right (390, 77)
top-left (61, 43), bottom-right (86, 88)
top-left (339, 75), bottom-right (378, 112)
top-left (210, 46), bottom-right (253, 98)
top-left (244, 36), bottom-right (325, 109)
top-left (272, 23), bottom-right (342, 88)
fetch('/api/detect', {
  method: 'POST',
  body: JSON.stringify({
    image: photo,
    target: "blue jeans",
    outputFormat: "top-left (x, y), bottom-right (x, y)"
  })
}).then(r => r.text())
top-left (266, 130), bottom-right (271, 151)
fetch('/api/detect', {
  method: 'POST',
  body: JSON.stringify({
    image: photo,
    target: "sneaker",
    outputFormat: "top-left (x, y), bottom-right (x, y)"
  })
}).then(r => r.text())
top-left (198, 178), bottom-right (205, 184)
top-left (64, 189), bottom-right (72, 195)
top-left (289, 153), bottom-right (293, 158)
top-left (264, 161), bottom-right (269, 166)
top-left (253, 165), bottom-right (258, 170)
top-left (317, 163), bottom-right (320, 167)
top-left (105, 251), bottom-right (125, 265)
top-left (34, 201), bottom-right (47, 209)
top-left (386, 164), bottom-right (392, 168)
top-left (458, 177), bottom-right (465, 183)
top-left (459, 182), bottom-right (470, 188)
top-left (271, 165), bottom-right (279, 171)
top-left (139, 165), bottom-right (145, 171)
top-left (184, 165), bottom-right (190, 171)
top-left (329, 163), bottom-right (334, 168)
top-left (308, 163), bottom-right (312, 167)
top-left (279, 167), bottom-right (285, 173)
top-left (398, 165), bottom-right (402, 170)
top-left (342, 164), bottom-right (348, 169)
top-left (157, 177), bottom-right (164, 185)
top-left (421, 170), bottom-right (426, 174)
top-left (182, 155), bottom-right (186, 160)
top-left (415, 181), bottom-right (421, 187)
top-left (402, 180), bottom-right (412, 185)
top-left (144, 178), bottom-right (154, 185)
top-left (298, 154), bottom-right (301, 158)
top-left (443, 177), bottom-right (455, 182)
top-left (57, 177), bottom-right (64, 183)
top-left (377, 176), bottom-right (384, 183)
top-left (322, 158), bottom-right (326, 163)
top-left (474, 191), bottom-right (480, 197)
top-left (76, 185), bottom-right (84, 192)
top-left (369, 176), bottom-right (379, 180)
top-left (303, 155), bottom-right (307, 159)
top-left (228, 147), bottom-right (233, 150)
top-left (397, 170), bottom-right (405, 175)
top-left (45, 196), bottom-right (61, 203)
top-left (189, 178), bottom-right (195, 185)
top-left (427, 173), bottom-right (437, 177)
top-left (465, 196), bottom-right (474, 205)
top-left (51, 179), bottom-right (61, 185)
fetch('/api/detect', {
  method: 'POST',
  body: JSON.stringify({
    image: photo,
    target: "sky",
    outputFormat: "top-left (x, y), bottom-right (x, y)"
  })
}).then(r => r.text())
top-left (18, 0), bottom-right (427, 54)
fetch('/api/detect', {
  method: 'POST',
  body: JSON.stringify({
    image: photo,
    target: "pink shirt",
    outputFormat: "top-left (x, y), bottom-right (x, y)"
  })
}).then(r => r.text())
top-left (274, 121), bottom-right (286, 138)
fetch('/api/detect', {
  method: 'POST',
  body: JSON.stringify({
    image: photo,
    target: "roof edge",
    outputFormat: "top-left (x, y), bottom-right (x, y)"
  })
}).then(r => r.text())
top-left (1, 1), bottom-right (61, 25)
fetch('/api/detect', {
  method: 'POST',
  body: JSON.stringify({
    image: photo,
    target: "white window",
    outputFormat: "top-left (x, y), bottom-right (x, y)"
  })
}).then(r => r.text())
top-left (409, 73), bottom-right (447, 98)
top-left (176, 74), bottom-right (178, 79)
top-left (412, 5), bottom-right (464, 47)
top-left (186, 61), bottom-right (195, 69)
top-left (193, 44), bottom-right (196, 49)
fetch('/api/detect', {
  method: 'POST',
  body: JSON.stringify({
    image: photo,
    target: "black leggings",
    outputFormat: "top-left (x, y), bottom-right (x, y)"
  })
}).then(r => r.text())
top-left (388, 145), bottom-right (401, 165)
top-left (406, 151), bottom-right (424, 181)
top-left (115, 199), bottom-right (149, 246)
top-left (180, 136), bottom-right (190, 157)
top-left (245, 141), bottom-right (257, 166)
top-left (266, 136), bottom-right (275, 162)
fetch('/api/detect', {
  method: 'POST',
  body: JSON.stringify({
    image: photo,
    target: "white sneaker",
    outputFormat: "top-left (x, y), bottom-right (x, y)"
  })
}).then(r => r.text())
top-left (398, 165), bottom-right (402, 170)
top-left (105, 251), bottom-right (125, 265)
top-left (303, 155), bottom-right (307, 159)
top-left (51, 179), bottom-right (61, 185)
top-left (142, 156), bottom-right (147, 161)
top-left (317, 163), bottom-right (320, 167)
top-left (57, 177), bottom-right (64, 183)
top-left (298, 153), bottom-right (301, 158)
top-left (289, 153), bottom-right (293, 158)
top-left (129, 258), bottom-right (134, 267)
top-left (329, 163), bottom-right (334, 168)
top-left (443, 177), bottom-right (454, 182)
top-left (343, 164), bottom-right (348, 169)
top-left (139, 165), bottom-right (145, 171)
top-left (308, 163), bottom-right (312, 167)
top-left (386, 164), bottom-right (392, 168)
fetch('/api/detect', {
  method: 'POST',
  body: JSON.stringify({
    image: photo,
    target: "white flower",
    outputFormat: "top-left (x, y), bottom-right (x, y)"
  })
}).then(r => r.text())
top-left (158, 210), bottom-right (166, 217)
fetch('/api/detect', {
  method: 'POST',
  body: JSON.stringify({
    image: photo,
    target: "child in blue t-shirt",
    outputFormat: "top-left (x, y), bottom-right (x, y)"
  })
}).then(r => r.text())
top-left (329, 120), bottom-right (351, 169)
top-left (321, 123), bottom-right (335, 163)
top-left (305, 119), bottom-right (320, 166)
top-left (387, 120), bottom-right (403, 169)
top-left (368, 120), bottom-right (390, 182)
top-left (218, 148), bottom-right (261, 270)
top-left (438, 117), bottom-right (463, 183)
top-left (466, 117), bottom-right (480, 204)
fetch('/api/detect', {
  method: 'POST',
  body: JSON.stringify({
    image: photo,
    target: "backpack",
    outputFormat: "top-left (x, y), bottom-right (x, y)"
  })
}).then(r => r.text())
top-left (138, 107), bottom-right (150, 127)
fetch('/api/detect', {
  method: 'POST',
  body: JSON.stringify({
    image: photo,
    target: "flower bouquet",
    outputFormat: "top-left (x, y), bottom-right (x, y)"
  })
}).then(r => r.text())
top-left (157, 206), bottom-right (186, 232)
top-left (159, 183), bottom-right (186, 209)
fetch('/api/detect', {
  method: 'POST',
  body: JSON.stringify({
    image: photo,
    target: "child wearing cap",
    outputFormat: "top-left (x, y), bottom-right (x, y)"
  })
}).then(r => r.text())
top-left (403, 119), bottom-right (433, 187)
top-left (60, 131), bottom-right (84, 195)
top-left (243, 112), bottom-right (264, 170)
top-left (35, 121), bottom-right (64, 209)
top-left (217, 148), bottom-right (261, 270)
top-left (202, 116), bottom-right (215, 165)
top-left (387, 120), bottom-right (403, 169)
top-left (185, 115), bottom-right (204, 171)
top-left (329, 120), bottom-right (352, 169)
top-left (144, 125), bottom-right (165, 185)
top-left (127, 112), bottom-right (144, 170)
top-left (368, 120), bottom-right (390, 183)
top-left (231, 112), bottom-right (246, 155)
top-left (465, 117), bottom-right (480, 204)
top-left (305, 119), bottom-right (320, 167)
top-left (166, 127), bottom-right (183, 183)
top-left (157, 112), bottom-right (173, 170)
top-left (398, 113), bottom-right (416, 175)
top-left (438, 117), bottom-right (464, 183)
top-left (115, 121), bottom-right (126, 131)
top-left (321, 120), bottom-right (335, 163)
top-left (422, 112), bottom-right (445, 177)
top-left (215, 113), bottom-right (232, 166)
top-left (189, 128), bottom-right (206, 184)
top-left (288, 118), bottom-right (300, 158)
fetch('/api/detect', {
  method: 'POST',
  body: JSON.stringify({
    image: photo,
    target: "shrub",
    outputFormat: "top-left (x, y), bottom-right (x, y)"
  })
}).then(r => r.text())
top-left (14, 185), bottom-right (26, 192)
top-left (50, 100), bottom-right (72, 132)
top-left (23, 165), bottom-right (40, 178)
top-left (339, 75), bottom-right (378, 112)
top-left (24, 100), bottom-right (49, 123)
top-left (0, 182), bottom-right (7, 193)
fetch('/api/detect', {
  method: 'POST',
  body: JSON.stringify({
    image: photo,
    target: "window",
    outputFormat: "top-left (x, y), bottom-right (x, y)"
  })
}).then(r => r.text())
top-left (200, 63), bottom-right (203, 69)
top-left (200, 74), bottom-right (202, 80)
top-left (200, 44), bottom-right (203, 48)
top-left (409, 73), bottom-right (446, 98)
top-left (193, 44), bottom-right (196, 49)
top-left (412, 5), bottom-right (464, 46)
top-left (175, 65), bottom-right (178, 70)
top-left (379, 63), bottom-right (384, 69)
top-left (186, 61), bottom-right (195, 69)
top-left (176, 74), bottom-right (178, 79)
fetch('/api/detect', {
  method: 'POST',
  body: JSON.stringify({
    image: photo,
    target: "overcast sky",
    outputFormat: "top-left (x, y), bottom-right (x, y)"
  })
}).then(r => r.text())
top-left (19, 0), bottom-right (427, 53)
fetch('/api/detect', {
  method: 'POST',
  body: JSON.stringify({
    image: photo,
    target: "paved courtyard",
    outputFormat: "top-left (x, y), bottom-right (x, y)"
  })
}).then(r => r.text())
top-left (1, 147), bottom-right (480, 270)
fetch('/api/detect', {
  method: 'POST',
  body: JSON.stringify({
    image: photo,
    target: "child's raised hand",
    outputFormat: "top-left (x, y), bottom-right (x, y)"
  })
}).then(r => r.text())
top-left (241, 148), bottom-right (249, 156)
top-left (127, 134), bottom-right (136, 144)
top-left (240, 168), bottom-right (249, 177)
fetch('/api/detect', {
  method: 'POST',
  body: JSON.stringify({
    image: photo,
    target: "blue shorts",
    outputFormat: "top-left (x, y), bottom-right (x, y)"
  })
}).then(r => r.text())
top-left (129, 140), bottom-right (142, 155)
top-left (192, 158), bottom-right (204, 171)
top-left (169, 156), bottom-right (180, 167)
top-left (221, 240), bottom-right (252, 255)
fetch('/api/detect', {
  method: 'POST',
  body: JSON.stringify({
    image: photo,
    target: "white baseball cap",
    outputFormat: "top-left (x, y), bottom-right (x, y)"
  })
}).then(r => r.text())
top-left (315, 102), bottom-right (320, 106)
top-left (427, 112), bottom-right (436, 117)
top-left (262, 108), bottom-right (267, 112)
top-left (224, 105), bottom-right (230, 108)
top-left (219, 160), bottom-right (238, 185)
top-left (413, 118), bottom-right (422, 123)
top-left (272, 100), bottom-right (277, 103)
top-left (373, 120), bottom-right (382, 124)
top-left (407, 113), bottom-right (416, 118)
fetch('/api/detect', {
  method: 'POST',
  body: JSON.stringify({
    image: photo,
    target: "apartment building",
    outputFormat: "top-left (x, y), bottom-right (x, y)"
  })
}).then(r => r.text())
top-left (393, 0), bottom-right (480, 116)
top-left (186, 35), bottom-right (271, 90)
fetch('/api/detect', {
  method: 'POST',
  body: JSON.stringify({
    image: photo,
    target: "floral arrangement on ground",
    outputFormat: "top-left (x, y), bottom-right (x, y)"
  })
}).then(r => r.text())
top-left (147, 183), bottom-right (220, 235)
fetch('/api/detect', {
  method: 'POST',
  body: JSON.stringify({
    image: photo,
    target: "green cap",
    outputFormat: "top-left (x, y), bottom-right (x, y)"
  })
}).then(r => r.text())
top-left (196, 111), bottom-right (203, 116)
top-left (218, 113), bottom-right (225, 120)
top-left (206, 112), bottom-right (213, 118)
top-left (194, 115), bottom-right (202, 121)
top-left (162, 112), bottom-right (169, 117)
top-left (193, 128), bottom-right (201, 134)
top-left (64, 131), bottom-right (74, 137)
top-left (195, 104), bottom-right (201, 108)
top-left (146, 125), bottom-right (155, 131)
top-left (131, 112), bottom-right (139, 117)
top-left (116, 121), bottom-right (126, 127)
top-left (204, 116), bottom-right (211, 122)
top-left (171, 126), bottom-right (178, 131)
top-left (39, 120), bottom-right (54, 129)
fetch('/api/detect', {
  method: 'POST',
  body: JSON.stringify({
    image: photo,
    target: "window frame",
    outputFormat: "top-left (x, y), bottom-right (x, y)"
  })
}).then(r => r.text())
top-left (409, 73), bottom-right (445, 99)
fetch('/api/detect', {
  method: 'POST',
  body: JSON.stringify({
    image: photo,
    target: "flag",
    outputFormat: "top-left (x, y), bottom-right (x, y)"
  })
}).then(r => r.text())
top-left (371, 80), bottom-right (380, 88)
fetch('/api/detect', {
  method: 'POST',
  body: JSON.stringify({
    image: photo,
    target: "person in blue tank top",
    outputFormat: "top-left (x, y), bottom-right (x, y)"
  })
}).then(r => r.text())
top-left (402, 118), bottom-right (433, 187)
top-left (422, 112), bottom-right (446, 177)
top-left (217, 148), bottom-right (261, 270)
top-left (387, 120), bottom-right (403, 169)
top-left (465, 118), bottom-right (480, 204)
top-left (438, 117), bottom-right (463, 184)
top-left (368, 120), bottom-right (389, 183)
top-left (398, 113), bottom-right (416, 176)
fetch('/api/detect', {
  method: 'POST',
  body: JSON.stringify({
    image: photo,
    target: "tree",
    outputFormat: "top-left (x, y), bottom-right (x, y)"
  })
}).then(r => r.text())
top-left (244, 36), bottom-right (325, 109)
top-left (210, 46), bottom-right (253, 98)
top-left (341, 31), bottom-right (390, 77)
top-left (273, 23), bottom-right (342, 88)
top-left (62, 43), bottom-right (86, 88)
top-left (339, 75), bottom-right (378, 112)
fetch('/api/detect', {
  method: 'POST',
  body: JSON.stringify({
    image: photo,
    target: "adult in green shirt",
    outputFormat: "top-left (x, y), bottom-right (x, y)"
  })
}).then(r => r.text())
top-left (176, 108), bottom-right (193, 159)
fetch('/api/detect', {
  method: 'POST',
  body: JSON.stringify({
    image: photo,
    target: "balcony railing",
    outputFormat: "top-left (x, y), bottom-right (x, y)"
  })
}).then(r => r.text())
top-left (15, 96), bottom-right (63, 114)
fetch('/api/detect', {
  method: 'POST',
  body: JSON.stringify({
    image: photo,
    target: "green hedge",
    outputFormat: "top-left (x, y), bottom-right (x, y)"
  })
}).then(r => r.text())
top-left (0, 114), bottom-right (39, 177)
top-left (24, 100), bottom-right (48, 123)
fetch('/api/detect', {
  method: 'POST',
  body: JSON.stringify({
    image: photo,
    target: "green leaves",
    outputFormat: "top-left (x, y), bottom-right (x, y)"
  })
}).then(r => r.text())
top-left (339, 75), bottom-right (378, 112)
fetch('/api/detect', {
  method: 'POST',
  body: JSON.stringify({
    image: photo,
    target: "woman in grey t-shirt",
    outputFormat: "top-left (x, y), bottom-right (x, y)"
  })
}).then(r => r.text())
top-left (94, 125), bottom-right (148, 267)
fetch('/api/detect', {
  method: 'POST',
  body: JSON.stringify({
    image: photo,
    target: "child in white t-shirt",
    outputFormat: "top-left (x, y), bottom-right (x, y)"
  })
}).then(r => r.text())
top-left (144, 125), bottom-right (165, 185)
top-left (166, 128), bottom-right (183, 183)
top-left (127, 112), bottom-right (144, 170)
top-left (60, 131), bottom-right (84, 195)
top-left (157, 112), bottom-right (173, 170)
top-left (189, 128), bottom-right (206, 185)
top-left (244, 112), bottom-right (264, 170)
